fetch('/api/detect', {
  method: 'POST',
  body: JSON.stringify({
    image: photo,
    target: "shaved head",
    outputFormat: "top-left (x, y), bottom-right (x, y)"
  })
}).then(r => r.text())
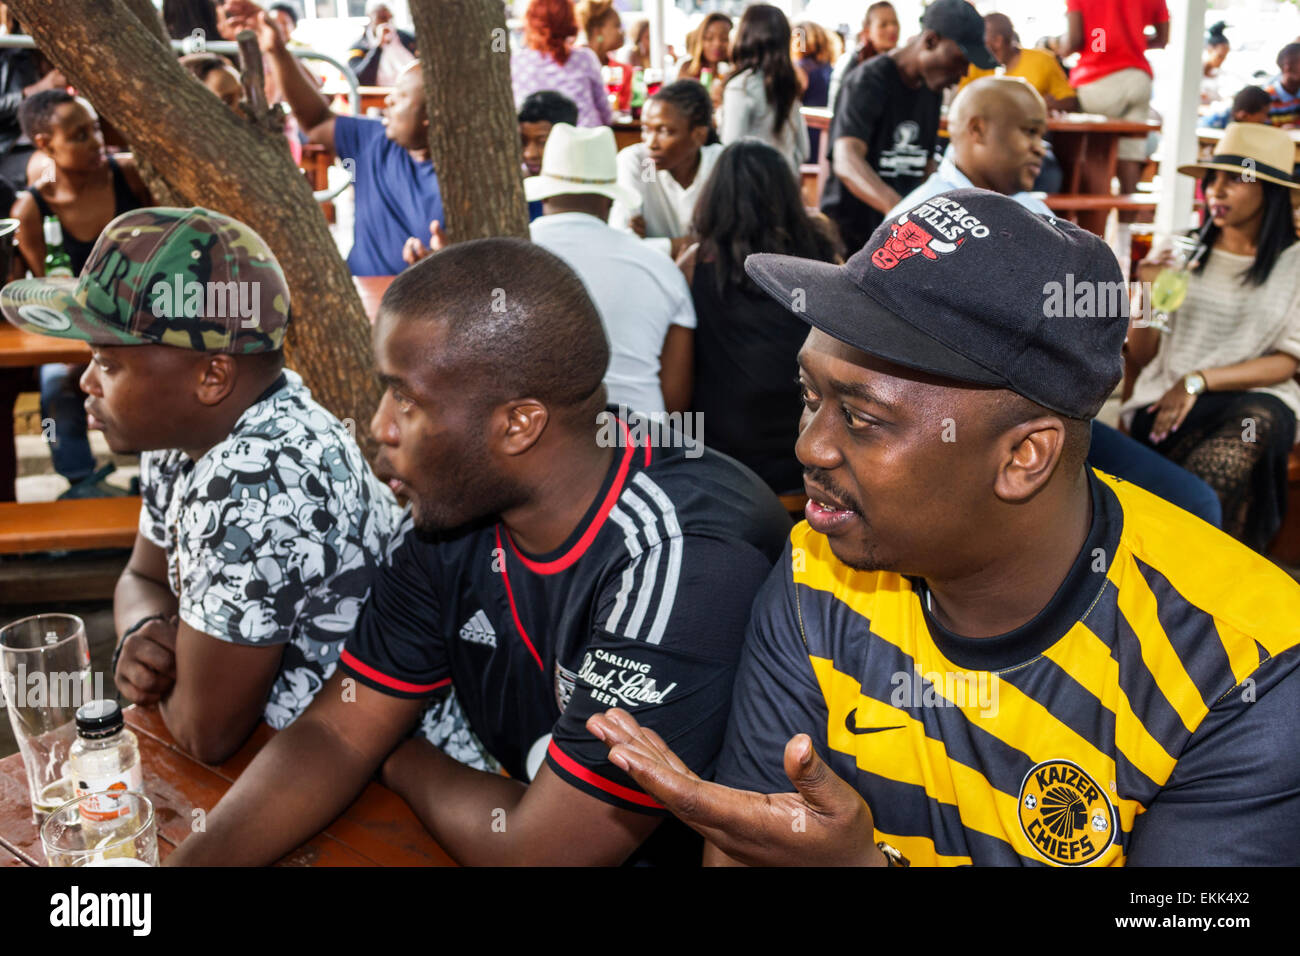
top-left (949, 76), bottom-right (1043, 135)
top-left (370, 238), bottom-right (611, 535)
top-left (378, 238), bottom-right (608, 420)
top-left (948, 77), bottom-right (1047, 196)
top-left (984, 12), bottom-right (1014, 42)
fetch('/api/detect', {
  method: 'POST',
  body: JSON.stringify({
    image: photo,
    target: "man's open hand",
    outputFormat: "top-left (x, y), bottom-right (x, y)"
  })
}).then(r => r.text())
top-left (586, 707), bottom-right (885, 866)
top-left (114, 616), bottom-right (179, 706)
top-left (402, 220), bottom-right (446, 265)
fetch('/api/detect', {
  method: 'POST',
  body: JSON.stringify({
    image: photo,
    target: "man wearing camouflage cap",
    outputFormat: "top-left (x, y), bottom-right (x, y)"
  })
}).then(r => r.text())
top-left (2, 207), bottom-right (401, 764)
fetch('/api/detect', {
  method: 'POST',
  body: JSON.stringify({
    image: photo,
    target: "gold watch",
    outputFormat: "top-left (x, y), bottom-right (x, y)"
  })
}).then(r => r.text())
top-left (1183, 371), bottom-right (1206, 396)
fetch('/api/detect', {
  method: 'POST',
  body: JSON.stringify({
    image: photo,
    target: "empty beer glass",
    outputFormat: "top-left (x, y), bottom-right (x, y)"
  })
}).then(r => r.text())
top-left (41, 791), bottom-right (158, 867)
top-left (0, 613), bottom-right (93, 822)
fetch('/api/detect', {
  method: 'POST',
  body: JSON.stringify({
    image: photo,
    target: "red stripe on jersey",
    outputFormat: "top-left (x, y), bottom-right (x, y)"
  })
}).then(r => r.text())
top-left (546, 739), bottom-right (664, 809)
top-left (339, 649), bottom-right (451, 694)
top-left (505, 418), bottom-right (638, 575)
top-left (495, 525), bottom-right (546, 671)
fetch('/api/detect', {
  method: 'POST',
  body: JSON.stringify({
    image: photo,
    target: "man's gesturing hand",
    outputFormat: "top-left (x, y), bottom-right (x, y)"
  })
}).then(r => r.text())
top-left (586, 707), bottom-right (886, 866)
top-left (114, 616), bottom-right (179, 707)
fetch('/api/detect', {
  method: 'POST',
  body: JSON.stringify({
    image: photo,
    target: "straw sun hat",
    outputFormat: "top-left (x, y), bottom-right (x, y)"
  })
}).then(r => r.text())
top-left (1177, 122), bottom-right (1299, 190)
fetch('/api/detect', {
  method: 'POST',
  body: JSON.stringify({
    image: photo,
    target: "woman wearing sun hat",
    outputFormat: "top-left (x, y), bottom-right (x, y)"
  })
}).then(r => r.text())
top-left (1123, 122), bottom-right (1300, 552)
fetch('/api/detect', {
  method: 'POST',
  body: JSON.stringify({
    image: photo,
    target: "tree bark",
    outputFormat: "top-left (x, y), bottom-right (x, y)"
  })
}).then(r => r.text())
top-left (114, 0), bottom-right (187, 206)
top-left (8, 0), bottom-right (381, 450)
top-left (409, 0), bottom-right (530, 242)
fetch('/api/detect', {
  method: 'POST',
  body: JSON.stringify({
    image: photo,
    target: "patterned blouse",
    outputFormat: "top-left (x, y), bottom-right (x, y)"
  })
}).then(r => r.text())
top-left (511, 45), bottom-right (613, 128)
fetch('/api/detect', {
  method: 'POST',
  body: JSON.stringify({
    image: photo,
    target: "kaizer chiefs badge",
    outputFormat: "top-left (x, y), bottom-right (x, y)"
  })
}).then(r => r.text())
top-left (1018, 759), bottom-right (1116, 866)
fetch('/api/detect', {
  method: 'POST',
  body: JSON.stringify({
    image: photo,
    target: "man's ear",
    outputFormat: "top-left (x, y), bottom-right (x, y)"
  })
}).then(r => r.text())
top-left (498, 399), bottom-right (548, 457)
top-left (921, 29), bottom-right (940, 52)
top-left (194, 354), bottom-right (238, 407)
top-left (992, 417), bottom-right (1066, 503)
top-left (967, 114), bottom-right (988, 144)
top-left (33, 131), bottom-right (52, 153)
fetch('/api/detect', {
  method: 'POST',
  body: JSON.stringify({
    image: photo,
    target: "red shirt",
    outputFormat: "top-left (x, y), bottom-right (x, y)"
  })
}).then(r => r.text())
top-left (1067, 0), bottom-right (1169, 88)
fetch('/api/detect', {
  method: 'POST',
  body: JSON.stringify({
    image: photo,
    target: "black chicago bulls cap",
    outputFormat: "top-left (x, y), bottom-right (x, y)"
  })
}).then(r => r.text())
top-left (744, 188), bottom-right (1128, 419)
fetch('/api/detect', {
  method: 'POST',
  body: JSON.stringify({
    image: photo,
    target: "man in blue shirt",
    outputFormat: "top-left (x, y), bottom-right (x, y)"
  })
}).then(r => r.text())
top-left (247, 2), bottom-right (442, 276)
top-left (888, 76), bottom-right (1051, 219)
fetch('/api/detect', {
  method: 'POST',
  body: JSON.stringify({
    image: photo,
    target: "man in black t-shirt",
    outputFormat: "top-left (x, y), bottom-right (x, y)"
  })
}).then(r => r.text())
top-left (167, 238), bottom-right (791, 867)
top-left (821, 0), bottom-right (995, 253)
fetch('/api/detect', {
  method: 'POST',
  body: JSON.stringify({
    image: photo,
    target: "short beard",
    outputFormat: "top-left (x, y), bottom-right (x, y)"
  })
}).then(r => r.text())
top-left (829, 535), bottom-right (897, 574)
top-left (410, 433), bottom-right (531, 539)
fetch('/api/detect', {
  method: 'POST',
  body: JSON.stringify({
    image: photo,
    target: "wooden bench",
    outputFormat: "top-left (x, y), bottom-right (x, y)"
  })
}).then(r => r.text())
top-left (0, 325), bottom-right (89, 368)
top-left (0, 496), bottom-right (140, 555)
top-left (1045, 193), bottom-right (1159, 214)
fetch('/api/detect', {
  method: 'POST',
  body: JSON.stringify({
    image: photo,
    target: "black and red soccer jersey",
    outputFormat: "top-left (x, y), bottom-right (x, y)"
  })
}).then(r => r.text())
top-left (340, 410), bottom-right (791, 836)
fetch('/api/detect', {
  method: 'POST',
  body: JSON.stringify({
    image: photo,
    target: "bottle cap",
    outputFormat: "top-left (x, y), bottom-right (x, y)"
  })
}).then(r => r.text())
top-left (75, 699), bottom-right (124, 739)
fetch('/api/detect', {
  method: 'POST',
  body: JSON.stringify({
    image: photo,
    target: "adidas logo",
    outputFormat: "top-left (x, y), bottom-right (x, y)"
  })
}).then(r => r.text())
top-left (458, 610), bottom-right (497, 648)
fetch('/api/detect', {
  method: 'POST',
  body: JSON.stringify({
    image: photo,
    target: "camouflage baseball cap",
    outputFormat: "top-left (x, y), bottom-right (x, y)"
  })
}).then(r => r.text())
top-left (0, 207), bottom-right (289, 352)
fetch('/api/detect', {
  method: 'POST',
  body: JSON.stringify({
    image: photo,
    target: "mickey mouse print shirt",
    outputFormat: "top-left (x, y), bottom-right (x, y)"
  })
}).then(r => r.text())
top-left (138, 370), bottom-right (402, 728)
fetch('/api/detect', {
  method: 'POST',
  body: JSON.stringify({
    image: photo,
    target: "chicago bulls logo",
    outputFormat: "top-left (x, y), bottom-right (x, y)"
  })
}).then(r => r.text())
top-left (871, 214), bottom-right (965, 270)
top-left (870, 196), bottom-right (991, 271)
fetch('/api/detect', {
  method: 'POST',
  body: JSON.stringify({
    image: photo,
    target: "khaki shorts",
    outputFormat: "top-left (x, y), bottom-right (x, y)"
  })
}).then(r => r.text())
top-left (1076, 67), bottom-right (1153, 162)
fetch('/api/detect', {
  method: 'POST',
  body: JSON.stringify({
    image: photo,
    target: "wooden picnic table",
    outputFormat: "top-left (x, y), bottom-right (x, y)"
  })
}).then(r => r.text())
top-left (325, 85), bottom-right (391, 117)
top-left (1043, 115), bottom-right (1160, 197)
top-left (0, 705), bottom-right (455, 867)
top-left (0, 325), bottom-right (89, 369)
top-left (796, 110), bottom-right (1159, 237)
top-left (354, 274), bottom-right (394, 323)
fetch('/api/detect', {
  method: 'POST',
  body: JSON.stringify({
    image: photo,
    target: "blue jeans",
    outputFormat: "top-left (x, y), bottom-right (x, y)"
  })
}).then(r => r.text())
top-left (39, 363), bottom-right (95, 484)
top-left (1088, 421), bottom-right (1222, 527)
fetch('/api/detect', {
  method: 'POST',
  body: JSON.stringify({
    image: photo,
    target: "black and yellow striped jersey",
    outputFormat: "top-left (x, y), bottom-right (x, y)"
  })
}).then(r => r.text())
top-left (715, 470), bottom-right (1300, 865)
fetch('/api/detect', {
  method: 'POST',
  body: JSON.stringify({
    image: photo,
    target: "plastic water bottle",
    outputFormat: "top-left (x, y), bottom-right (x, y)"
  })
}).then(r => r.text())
top-left (69, 700), bottom-right (143, 828)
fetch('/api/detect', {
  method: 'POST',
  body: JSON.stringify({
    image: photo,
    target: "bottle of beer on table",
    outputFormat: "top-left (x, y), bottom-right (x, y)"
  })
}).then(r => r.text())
top-left (42, 216), bottom-right (74, 278)
top-left (630, 67), bottom-right (647, 120)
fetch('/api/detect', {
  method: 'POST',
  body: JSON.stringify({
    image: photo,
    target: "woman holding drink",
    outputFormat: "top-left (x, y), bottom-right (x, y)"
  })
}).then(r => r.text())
top-left (1123, 123), bottom-right (1300, 551)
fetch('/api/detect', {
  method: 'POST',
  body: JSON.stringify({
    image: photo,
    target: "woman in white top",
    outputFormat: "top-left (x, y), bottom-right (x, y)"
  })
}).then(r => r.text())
top-left (718, 4), bottom-right (808, 175)
top-left (1123, 124), bottom-right (1300, 551)
top-left (610, 80), bottom-right (724, 258)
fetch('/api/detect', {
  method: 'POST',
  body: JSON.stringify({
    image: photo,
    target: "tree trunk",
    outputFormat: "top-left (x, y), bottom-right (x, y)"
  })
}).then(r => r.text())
top-left (409, 0), bottom-right (530, 242)
top-left (8, 0), bottom-right (381, 450)
top-left (114, 0), bottom-right (186, 206)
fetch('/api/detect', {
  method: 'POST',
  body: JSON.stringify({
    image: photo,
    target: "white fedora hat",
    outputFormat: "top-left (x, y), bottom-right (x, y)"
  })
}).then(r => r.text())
top-left (524, 123), bottom-right (638, 207)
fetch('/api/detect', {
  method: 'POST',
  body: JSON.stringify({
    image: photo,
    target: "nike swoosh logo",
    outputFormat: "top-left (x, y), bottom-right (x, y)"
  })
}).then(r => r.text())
top-left (845, 709), bottom-right (904, 735)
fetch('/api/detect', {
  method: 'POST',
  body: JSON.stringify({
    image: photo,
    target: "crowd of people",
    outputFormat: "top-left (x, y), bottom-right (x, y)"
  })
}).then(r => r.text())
top-left (1, 0), bottom-right (1299, 866)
